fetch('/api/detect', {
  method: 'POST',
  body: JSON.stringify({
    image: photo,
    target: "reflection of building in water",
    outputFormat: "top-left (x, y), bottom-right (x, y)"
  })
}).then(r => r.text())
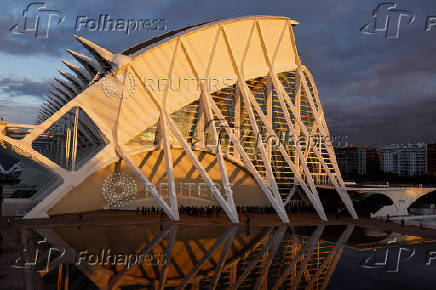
top-left (24, 224), bottom-right (353, 289)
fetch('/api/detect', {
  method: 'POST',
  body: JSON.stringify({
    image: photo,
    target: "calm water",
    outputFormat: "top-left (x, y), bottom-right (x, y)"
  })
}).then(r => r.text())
top-left (18, 224), bottom-right (436, 289)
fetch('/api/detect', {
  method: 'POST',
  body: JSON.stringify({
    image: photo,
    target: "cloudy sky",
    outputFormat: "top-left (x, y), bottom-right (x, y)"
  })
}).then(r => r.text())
top-left (1, 0), bottom-right (435, 145)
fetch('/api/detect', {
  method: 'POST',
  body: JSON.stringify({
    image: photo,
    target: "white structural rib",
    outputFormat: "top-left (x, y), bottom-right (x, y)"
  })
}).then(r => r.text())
top-left (51, 86), bottom-right (73, 100)
top-left (48, 92), bottom-right (67, 106)
top-left (178, 23), bottom-right (289, 222)
top-left (61, 60), bottom-right (91, 83)
top-left (58, 70), bottom-right (84, 90)
top-left (211, 25), bottom-right (292, 221)
top-left (158, 39), bottom-right (181, 221)
top-left (166, 113), bottom-right (239, 223)
top-left (284, 24), bottom-right (357, 219)
top-left (297, 69), bottom-right (356, 218)
top-left (66, 49), bottom-right (99, 76)
top-left (179, 38), bottom-right (238, 218)
top-left (73, 35), bottom-right (131, 69)
top-left (158, 111), bottom-right (180, 220)
top-left (132, 63), bottom-right (238, 223)
top-left (73, 35), bottom-right (114, 70)
top-left (241, 81), bottom-right (327, 220)
top-left (220, 23), bottom-right (324, 219)
top-left (207, 95), bottom-right (289, 222)
top-left (241, 20), bottom-right (328, 219)
top-left (240, 84), bottom-right (282, 200)
top-left (54, 77), bottom-right (78, 95)
top-left (71, 107), bottom-right (79, 170)
top-left (201, 91), bottom-right (237, 213)
top-left (271, 74), bottom-right (350, 213)
top-left (113, 68), bottom-right (178, 221)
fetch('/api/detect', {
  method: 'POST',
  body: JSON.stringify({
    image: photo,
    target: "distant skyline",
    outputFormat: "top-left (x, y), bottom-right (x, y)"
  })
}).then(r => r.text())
top-left (1, 0), bottom-right (436, 145)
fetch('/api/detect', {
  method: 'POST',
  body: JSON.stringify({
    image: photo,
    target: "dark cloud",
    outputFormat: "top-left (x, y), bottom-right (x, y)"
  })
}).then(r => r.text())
top-left (0, 77), bottom-right (49, 98)
top-left (0, 0), bottom-right (436, 145)
top-left (327, 95), bottom-right (436, 145)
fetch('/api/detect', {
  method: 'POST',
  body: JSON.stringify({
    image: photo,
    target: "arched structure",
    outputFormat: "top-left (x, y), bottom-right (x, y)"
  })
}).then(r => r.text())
top-left (350, 187), bottom-right (436, 217)
top-left (0, 16), bottom-right (357, 222)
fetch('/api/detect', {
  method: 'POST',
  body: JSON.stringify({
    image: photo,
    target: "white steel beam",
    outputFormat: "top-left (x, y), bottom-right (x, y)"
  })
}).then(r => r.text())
top-left (201, 90), bottom-right (237, 214)
top-left (296, 71), bottom-right (357, 218)
top-left (71, 107), bottom-right (79, 170)
top-left (233, 84), bottom-right (241, 160)
top-left (159, 110), bottom-right (179, 220)
top-left (272, 225), bottom-right (325, 289)
top-left (165, 114), bottom-right (238, 223)
top-left (179, 37), bottom-right (240, 220)
top-left (114, 67), bottom-right (178, 221)
top-left (207, 94), bottom-right (289, 222)
top-left (132, 40), bottom-right (238, 223)
top-left (219, 24), bottom-right (289, 220)
top-left (286, 24), bottom-right (357, 218)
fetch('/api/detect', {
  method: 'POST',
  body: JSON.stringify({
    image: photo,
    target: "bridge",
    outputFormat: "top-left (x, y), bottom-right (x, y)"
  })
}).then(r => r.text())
top-left (318, 185), bottom-right (436, 217)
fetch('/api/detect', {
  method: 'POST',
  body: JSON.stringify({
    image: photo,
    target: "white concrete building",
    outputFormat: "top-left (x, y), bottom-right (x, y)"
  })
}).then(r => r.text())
top-left (0, 16), bottom-right (357, 222)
